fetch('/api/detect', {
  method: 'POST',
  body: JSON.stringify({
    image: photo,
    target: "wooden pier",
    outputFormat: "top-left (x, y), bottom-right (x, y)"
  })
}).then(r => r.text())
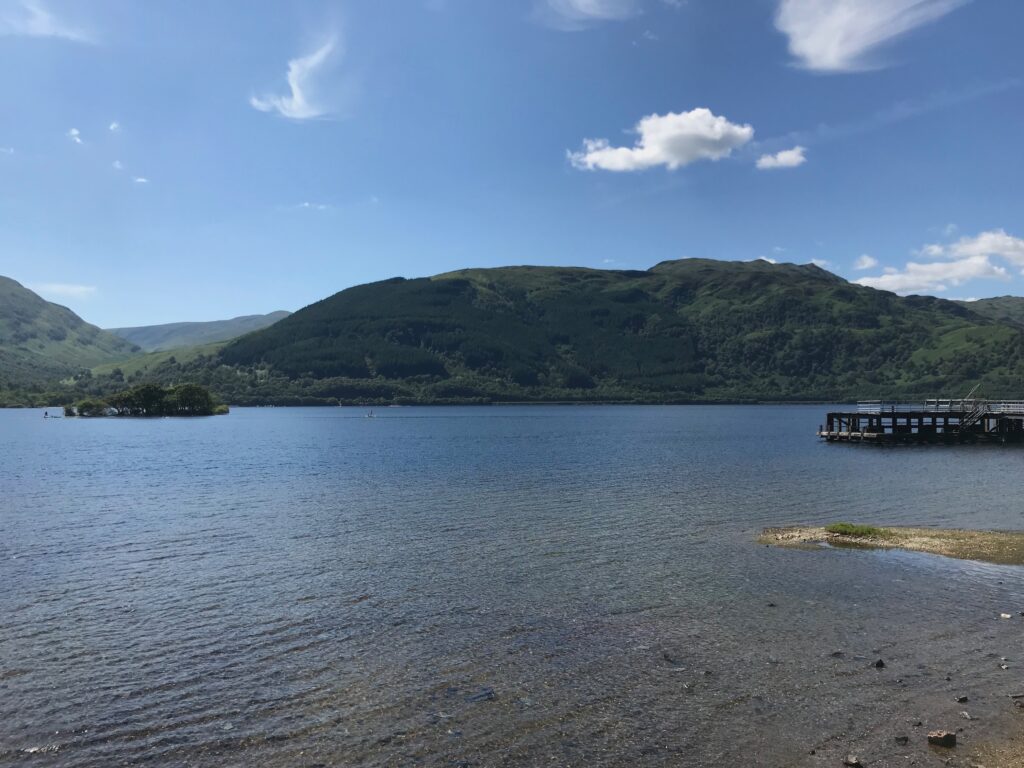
top-left (819, 399), bottom-right (1024, 445)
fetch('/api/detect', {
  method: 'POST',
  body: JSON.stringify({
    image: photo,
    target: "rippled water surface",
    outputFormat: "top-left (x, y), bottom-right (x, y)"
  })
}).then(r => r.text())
top-left (2, 405), bottom-right (1023, 767)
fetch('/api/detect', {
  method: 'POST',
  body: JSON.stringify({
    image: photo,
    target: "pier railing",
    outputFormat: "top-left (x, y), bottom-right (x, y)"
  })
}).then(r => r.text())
top-left (856, 400), bottom-right (1024, 415)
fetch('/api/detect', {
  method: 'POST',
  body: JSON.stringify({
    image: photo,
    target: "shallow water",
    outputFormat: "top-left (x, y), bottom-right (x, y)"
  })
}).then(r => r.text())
top-left (1, 405), bottom-right (1023, 766)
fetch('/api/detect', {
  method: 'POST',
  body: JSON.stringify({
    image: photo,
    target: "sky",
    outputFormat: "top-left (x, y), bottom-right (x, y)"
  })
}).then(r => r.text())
top-left (0, 0), bottom-right (1022, 327)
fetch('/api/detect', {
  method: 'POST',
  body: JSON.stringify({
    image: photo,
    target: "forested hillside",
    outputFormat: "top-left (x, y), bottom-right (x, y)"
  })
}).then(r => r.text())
top-left (8, 260), bottom-right (1024, 407)
top-left (151, 259), bottom-right (1024, 404)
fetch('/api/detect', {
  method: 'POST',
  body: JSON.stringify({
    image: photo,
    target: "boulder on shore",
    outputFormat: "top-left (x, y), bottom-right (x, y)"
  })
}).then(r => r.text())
top-left (927, 730), bottom-right (956, 748)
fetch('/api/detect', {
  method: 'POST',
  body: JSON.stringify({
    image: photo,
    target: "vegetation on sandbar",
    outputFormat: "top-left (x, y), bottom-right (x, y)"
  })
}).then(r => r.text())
top-left (760, 525), bottom-right (1024, 566)
top-left (824, 522), bottom-right (893, 538)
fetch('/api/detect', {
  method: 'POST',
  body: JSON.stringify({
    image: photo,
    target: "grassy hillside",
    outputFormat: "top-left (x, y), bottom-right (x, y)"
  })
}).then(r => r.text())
top-left (167, 258), bottom-right (1024, 404)
top-left (108, 311), bottom-right (290, 351)
top-left (0, 276), bottom-right (138, 389)
top-left (957, 296), bottom-right (1024, 329)
top-left (92, 341), bottom-right (228, 378)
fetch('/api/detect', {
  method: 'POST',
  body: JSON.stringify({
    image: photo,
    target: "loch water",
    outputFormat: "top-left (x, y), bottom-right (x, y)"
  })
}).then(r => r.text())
top-left (2, 405), bottom-right (1023, 767)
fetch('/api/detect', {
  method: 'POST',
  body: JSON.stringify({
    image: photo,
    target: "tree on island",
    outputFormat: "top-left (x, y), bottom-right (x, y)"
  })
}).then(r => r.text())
top-left (74, 383), bottom-right (224, 417)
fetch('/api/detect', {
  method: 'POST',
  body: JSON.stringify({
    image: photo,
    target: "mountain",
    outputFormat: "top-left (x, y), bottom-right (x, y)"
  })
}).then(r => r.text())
top-left (957, 296), bottom-right (1024, 329)
top-left (108, 311), bottom-right (291, 351)
top-left (174, 258), bottom-right (1024, 404)
top-left (0, 276), bottom-right (138, 388)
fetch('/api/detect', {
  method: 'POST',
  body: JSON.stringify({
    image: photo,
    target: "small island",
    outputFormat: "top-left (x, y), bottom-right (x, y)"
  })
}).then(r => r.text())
top-left (760, 523), bottom-right (1024, 566)
top-left (64, 383), bottom-right (228, 417)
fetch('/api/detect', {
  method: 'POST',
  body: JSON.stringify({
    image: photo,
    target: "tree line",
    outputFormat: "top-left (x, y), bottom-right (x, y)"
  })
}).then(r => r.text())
top-left (68, 383), bottom-right (226, 417)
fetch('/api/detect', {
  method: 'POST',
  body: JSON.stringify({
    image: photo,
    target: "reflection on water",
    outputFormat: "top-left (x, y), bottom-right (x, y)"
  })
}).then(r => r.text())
top-left (1, 406), bottom-right (1022, 766)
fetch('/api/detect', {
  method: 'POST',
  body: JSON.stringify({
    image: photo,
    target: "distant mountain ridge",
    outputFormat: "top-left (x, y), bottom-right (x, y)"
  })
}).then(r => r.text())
top-left (8, 261), bottom-right (1024, 407)
top-left (957, 296), bottom-right (1024, 329)
top-left (0, 276), bottom-right (138, 386)
top-left (108, 311), bottom-right (291, 351)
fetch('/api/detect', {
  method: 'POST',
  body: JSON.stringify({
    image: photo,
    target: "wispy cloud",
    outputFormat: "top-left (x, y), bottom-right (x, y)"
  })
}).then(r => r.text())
top-left (108, 121), bottom-right (120, 132)
top-left (66, 127), bottom-right (82, 144)
top-left (775, 0), bottom-right (966, 73)
top-left (853, 254), bottom-right (878, 270)
top-left (534, 0), bottom-right (639, 30)
top-left (133, 176), bottom-right (149, 184)
top-left (0, 146), bottom-right (13, 155)
top-left (112, 160), bottom-right (123, 170)
top-left (569, 107), bottom-right (754, 172)
top-left (0, 0), bottom-right (94, 43)
top-left (30, 282), bottom-right (97, 298)
top-left (810, 258), bottom-right (830, 267)
top-left (251, 38), bottom-right (338, 120)
top-left (756, 145), bottom-right (806, 170)
top-left (297, 201), bottom-right (330, 211)
top-left (751, 79), bottom-right (1020, 161)
top-left (855, 229), bottom-right (1024, 294)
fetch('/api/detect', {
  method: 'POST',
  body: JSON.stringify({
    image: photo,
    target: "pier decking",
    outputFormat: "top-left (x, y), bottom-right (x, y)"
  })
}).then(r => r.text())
top-left (819, 399), bottom-right (1024, 444)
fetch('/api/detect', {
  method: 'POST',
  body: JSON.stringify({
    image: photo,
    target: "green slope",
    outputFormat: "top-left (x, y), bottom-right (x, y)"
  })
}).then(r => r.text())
top-left (92, 341), bottom-right (228, 378)
top-left (0, 276), bottom-right (139, 387)
top-left (108, 311), bottom-right (290, 351)
top-left (957, 296), bottom-right (1024, 329)
top-left (176, 258), bottom-right (1024, 404)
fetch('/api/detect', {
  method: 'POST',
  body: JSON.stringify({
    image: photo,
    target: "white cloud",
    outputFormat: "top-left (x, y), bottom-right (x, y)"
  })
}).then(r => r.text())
top-left (133, 176), bottom-right (148, 184)
top-left (109, 121), bottom-right (120, 132)
top-left (855, 229), bottom-right (1024, 294)
top-left (944, 229), bottom-right (1024, 267)
top-left (853, 254), bottom-right (878, 270)
top-left (251, 38), bottom-right (337, 120)
top-left (810, 258), bottom-right (830, 267)
top-left (0, 0), bottom-right (93, 43)
top-left (569, 107), bottom-right (753, 172)
top-left (759, 257), bottom-right (778, 264)
top-left (855, 255), bottom-right (1008, 294)
top-left (534, 0), bottom-right (639, 29)
top-left (30, 282), bottom-right (97, 298)
top-left (297, 201), bottom-right (329, 211)
top-left (775, 0), bottom-right (965, 72)
top-left (756, 145), bottom-right (806, 170)
top-left (112, 160), bottom-right (123, 170)
top-left (66, 127), bottom-right (82, 144)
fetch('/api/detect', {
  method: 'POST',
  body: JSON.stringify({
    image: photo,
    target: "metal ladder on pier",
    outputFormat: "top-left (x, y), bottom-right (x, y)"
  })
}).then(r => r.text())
top-left (955, 385), bottom-right (988, 434)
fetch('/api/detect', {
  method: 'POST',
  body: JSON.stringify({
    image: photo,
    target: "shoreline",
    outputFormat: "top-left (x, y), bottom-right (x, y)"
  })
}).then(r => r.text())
top-left (763, 524), bottom-right (1024, 765)
top-left (759, 525), bottom-right (1024, 566)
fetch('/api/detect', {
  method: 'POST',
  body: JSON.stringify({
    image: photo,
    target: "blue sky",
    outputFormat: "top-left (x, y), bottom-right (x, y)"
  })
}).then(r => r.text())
top-left (0, 0), bottom-right (1021, 327)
